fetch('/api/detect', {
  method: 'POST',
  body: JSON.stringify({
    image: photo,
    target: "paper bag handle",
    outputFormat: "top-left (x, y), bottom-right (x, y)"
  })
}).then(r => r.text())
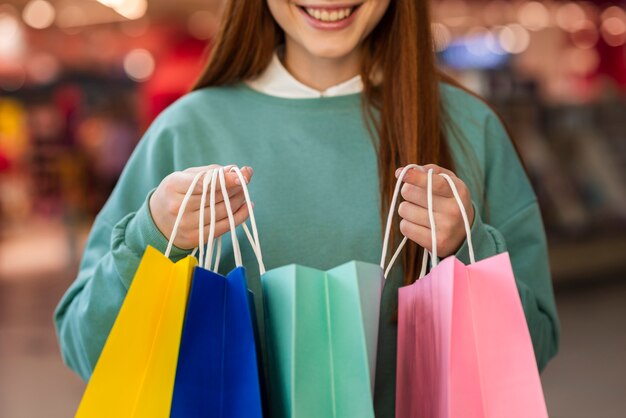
top-left (426, 169), bottom-right (476, 268)
top-left (202, 166), bottom-right (266, 275)
top-left (165, 171), bottom-right (205, 259)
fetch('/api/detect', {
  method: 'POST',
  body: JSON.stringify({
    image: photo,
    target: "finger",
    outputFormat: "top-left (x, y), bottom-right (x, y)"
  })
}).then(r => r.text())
top-left (183, 185), bottom-right (243, 209)
top-left (199, 191), bottom-right (247, 225)
top-left (173, 166), bottom-right (254, 195)
top-left (398, 199), bottom-right (460, 233)
top-left (395, 167), bottom-right (453, 197)
top-left (206, 201), bottom-right (252, 238)
top-left (209, 166), bottom-right (253, 196)
top-left (398, 201), bottom-right (431, 228)
top-left (399, 219), bottom-right (433, 252)
top-left (177, 196), bottom-right (251, 244)
top-left (401, 183), bottom-right (452, 208)
top-left (422, 164), bottom-right (457, 179)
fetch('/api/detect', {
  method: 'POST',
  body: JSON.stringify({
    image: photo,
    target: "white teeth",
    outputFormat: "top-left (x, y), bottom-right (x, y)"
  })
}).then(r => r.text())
top-left (304, 6), bottom-right (354, 22)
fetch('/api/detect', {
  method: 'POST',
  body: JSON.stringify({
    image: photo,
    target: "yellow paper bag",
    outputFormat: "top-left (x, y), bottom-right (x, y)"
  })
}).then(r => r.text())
top-left (75, 245), bottom-right (196, 418)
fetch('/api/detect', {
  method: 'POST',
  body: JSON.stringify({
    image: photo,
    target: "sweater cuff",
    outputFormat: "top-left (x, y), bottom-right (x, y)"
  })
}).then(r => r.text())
top-left (125, 189), bottom-right (190, 260)
top-left (455, 202), bottom-right (507, 264)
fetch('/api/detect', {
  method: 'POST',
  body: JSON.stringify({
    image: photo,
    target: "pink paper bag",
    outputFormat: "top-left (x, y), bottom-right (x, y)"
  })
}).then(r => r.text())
top-left (391, 167), bottom-right (548, 418)
top-left (396, 254), bottom-right (549, 418)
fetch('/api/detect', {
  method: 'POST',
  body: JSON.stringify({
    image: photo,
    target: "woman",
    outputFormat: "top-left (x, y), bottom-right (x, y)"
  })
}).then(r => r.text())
top-left (55, 0), bottom-right (560, 416)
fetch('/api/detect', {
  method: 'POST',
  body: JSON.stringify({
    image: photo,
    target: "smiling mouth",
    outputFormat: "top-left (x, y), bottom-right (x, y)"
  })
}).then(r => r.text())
top-left (296, 4), bottom-right (362, 23)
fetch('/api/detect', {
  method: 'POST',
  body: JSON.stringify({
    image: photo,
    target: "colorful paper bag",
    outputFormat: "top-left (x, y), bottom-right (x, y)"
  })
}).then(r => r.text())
top-left (395, 167), bottom-right (548, 418)
top-left (75, 172), bottom-right (206, 418)
top-left (170, 166), bottom-right (265, 418)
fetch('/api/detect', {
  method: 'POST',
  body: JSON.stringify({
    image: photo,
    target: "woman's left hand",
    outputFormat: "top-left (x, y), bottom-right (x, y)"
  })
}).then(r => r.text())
top-left (396, 164), bottom-right (475, 258)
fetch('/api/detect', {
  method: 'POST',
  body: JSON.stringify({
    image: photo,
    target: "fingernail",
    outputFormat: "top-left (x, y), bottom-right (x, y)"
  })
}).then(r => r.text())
top-left (235, 177), bottom-right (242, 185)
top-left (246, 166), bottom-right (254, 176)
top-left (395, 167), bottom-right (403, 178)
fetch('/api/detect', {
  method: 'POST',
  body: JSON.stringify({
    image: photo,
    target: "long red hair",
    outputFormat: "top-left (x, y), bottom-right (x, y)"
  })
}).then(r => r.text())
top-left (192, 0), bottom-right (454, 285)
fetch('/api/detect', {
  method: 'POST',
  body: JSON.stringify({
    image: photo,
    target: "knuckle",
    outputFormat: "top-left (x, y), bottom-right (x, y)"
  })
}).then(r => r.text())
top-left (399, 219), bottom-right (410, 236)
top-left (398, 201), bottom-right (409, 218)
top-left (460, 185), bottom-right (470, 201)
top-left (401, 184), bottom-right (414, 201)
top-left (161, 179), bottom-right (173, 195)
top-left (167, 200), bottom-right (180, 216)
top-left (236, 206), bottom-right (251, 222)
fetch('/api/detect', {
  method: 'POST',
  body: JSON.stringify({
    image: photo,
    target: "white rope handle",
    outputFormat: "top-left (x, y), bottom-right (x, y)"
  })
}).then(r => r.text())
top-left (440, 173), bottom-right (475, 264)
top-left (418, 249), bottom-right (431, 279)
top-left (427, 169), bottom-right (438, 266)
top-left (205, 169), bottom-right (219, 270)
top-left (380, 165), bottom-right (476, 279)
top-left (230, 166), bottom-right (266, 275)
top-left (380, 164), bottom-right (422, 278)
top-left (203, 166), bottom-right (264, 272)
top-left (198, 168), bottom-right (213, 269)
top-left (218, 167), bottom-right (243, 266)
top-left (427, 169), bottom-right (476, 268)
top-left (165, 171), bottom-right (205, 258)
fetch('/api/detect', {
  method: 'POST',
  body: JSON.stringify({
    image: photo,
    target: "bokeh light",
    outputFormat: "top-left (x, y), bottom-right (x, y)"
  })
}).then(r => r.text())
top-left (123, 48), bottom-right (155, 82)
top-left (497, 23), bottom-right (531, 54)
top-left (22, 0), bottom-right (56, 30)
top-left (556, 2), bottom-right (586, 33)
top-left (26, 52), bottom-right (60, 84)
top-left (601, 8), bottom-right (626, 47)
top-left (518, 1), bottom-right (550, 32)
top-left (0, 11), bottom-right (24, 59)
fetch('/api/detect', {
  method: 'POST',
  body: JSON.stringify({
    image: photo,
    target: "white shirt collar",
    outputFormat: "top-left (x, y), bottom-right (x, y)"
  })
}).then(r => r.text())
top-left (245, 52), bottom-right (363, 99)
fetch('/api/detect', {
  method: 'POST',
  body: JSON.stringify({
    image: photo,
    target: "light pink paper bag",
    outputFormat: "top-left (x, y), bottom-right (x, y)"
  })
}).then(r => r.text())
top-left (391, 167), bottom-right (548, 418)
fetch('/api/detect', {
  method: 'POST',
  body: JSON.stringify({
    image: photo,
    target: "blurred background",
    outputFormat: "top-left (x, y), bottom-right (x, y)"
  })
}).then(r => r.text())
top-left (0, 0), bottom-right (624, 417)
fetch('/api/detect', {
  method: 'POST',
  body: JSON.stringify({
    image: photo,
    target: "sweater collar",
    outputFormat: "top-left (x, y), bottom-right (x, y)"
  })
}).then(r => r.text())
top-left (245, 52), bottom-right (363, 99)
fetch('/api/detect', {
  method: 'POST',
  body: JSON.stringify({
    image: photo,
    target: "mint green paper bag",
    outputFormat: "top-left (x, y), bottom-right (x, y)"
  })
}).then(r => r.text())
top-left (262, 262), bottom-right (383, 418)
top-left (261, 167), bottom-right (416, 418)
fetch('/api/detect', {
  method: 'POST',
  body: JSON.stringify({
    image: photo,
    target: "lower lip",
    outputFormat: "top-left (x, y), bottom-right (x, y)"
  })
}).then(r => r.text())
top-left (297, 6), bottom-right (360, 31)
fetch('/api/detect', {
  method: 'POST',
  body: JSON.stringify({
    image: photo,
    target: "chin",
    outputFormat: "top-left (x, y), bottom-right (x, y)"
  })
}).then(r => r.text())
top-left (301, 41), bottom-right (360, 60)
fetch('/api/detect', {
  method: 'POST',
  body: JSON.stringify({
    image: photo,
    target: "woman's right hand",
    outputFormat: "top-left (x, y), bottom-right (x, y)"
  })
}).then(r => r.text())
top-left (149, 164), bottom-right (254, 249)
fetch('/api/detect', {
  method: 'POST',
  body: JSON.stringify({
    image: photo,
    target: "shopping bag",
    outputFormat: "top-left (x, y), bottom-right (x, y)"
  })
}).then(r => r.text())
top-left (395, 167), bottom-right (549, 418)
top-left (261, 173), bottom-right (411, 418)
top-left (75, 171), bottom-right (206, 418)
top-left (263, 261), bottom-right (383, 418)
top-left (170, 167), bottom-right (265, 418)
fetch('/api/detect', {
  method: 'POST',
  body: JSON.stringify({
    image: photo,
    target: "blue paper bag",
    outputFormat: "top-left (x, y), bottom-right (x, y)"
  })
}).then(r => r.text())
top-left (170, 166), bottom-right (265, 418)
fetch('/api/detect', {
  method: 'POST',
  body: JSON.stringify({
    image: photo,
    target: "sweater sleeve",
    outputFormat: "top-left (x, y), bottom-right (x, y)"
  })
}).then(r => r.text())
top-left (454, 113), bottom-right (560, 371)
top-left (53, 119), bottom-right (189, 381)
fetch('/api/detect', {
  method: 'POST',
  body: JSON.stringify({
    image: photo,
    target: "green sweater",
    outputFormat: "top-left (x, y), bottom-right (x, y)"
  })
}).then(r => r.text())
top-left (54, 82), bottom-right (559, 417)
